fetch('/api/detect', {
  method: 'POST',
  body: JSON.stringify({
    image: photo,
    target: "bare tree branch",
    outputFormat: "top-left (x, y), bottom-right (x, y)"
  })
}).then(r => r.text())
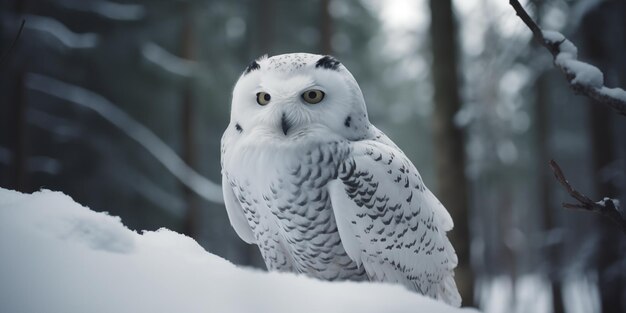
top-left (0, 19), bottom-right (25, 68)
top-left (509, 0), bottom-right (626, 116)
top-left (25, 73), bottom-right (224, 204)
top-left (549, 160), bottom-right (626, 234)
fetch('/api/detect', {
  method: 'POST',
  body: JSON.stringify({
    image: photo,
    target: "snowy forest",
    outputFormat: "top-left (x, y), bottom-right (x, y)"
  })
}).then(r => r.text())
top-left (1, 0), bottom-right (625, 312)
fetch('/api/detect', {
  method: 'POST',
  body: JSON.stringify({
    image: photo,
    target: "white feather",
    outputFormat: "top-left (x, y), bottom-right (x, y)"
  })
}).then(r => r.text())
top-left (328, 138), bottom-right (461, 307)
top-left (222, 173), bottom-right (256, 244)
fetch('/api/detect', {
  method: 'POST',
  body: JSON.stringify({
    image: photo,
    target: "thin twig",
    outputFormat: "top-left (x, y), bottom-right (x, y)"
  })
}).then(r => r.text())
top-left (509, 0), bottom-right (557, 54)
top-left (549, 160), bottom-right (626, 234)
top-left (509, 0), bottom-right (626, 116)
top-left (0, 19), bottom-right (25, 68)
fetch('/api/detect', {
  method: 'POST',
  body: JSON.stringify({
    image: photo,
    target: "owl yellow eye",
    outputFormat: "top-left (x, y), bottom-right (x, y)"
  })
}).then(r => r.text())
top-left (302, 89), bottom-right (325, 104)
top-left (256, 92), bottom-right (271, 105)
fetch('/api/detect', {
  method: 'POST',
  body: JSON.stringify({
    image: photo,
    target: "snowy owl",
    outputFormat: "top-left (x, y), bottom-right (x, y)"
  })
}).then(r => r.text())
top-left (221, 53), bottom-right (461, 306)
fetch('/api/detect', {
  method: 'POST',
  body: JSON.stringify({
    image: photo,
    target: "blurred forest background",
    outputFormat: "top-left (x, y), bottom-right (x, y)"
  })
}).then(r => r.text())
top-left (1, 0), bottom-right (625, 312)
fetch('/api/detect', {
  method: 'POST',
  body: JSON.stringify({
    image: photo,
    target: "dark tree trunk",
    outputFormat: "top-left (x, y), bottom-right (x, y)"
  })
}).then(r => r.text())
top-left (580, 2), bottom-right (626, 312)
top-left (258, 0), bottom-right (274, 54)
top-left (531, 1), bottom-right (565, 311)
top-left (319, 0), bottom-right (332, 55)
top-left (428, 0), bottom-right (474, 306)
top-left (589, 101), bottom-right (623, 313)
top-left (534, 71), bottom-right (565, 313)
top-left (8, 70), bottom-right (27, 192)
top-left (7, 1), bottom-right (27, 192)
top-left (180, 3), bottom-right (199, 238)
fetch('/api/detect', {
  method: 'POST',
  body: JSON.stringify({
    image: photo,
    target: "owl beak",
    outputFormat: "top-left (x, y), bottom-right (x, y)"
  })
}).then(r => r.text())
top-left (281, 113), bottom-right (291, 136)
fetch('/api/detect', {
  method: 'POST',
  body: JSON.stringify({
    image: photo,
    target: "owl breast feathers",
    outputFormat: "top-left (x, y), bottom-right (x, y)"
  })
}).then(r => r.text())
top-left (221, 53), bottom-right (461, 307)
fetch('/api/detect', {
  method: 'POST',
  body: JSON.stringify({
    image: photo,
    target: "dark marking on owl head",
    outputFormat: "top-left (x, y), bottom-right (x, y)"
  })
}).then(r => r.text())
top-left (344, 116), bottom-right (352, 128)
top-left (235, 123), bottom-right (243, 133)
top-left (315, 55), bottom-right (341, 71)
top-left (243, 60), bottom-right (260, 75)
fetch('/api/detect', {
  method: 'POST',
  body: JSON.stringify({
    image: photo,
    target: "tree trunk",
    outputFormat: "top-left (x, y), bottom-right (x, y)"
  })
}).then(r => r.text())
top-left (258, 0), bottom-right (274, 54)
top-left (8, 70), bottom-right (27, 192)
top-left (534, 70), bottom-right (565, 313)
top-left (319, 0), bottom-right (332, 55)
top-left (428, 0), bottom-right (474, 306)
top-left (531, 1), bottom-right (565, 311)
top-left (7, 1), bottom-right (28, 192)
top-left (580, 3), bottom-right (626, 312)
top-left (180, 2), bottom-right (199, 238)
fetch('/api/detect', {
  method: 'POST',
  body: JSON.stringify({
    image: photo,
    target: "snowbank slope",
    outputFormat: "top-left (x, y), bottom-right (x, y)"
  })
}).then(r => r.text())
top-left (0, 188), bottom-right (478, 313)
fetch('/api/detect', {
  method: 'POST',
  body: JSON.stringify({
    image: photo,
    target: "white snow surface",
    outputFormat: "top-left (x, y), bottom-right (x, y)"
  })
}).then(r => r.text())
top-left (596, 197), bottom-right (620, 209)
top-left (558, 58), bottom-right (604, 88)
top-left (0, 188), bottom-right (478, 313)
top-left (542, 30), bottom-right (565, 44)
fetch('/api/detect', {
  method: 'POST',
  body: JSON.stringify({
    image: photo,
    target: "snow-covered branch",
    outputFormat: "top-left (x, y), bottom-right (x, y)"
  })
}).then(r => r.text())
top-left (25, 73), bottom-right (224, 204)
top-left (509, 0), bottom-right (626, 116)
top-left (549, 160), bottom-right (626, 234)
top-left (24, 14), bottom-right (99, 49)
top-left (141, 42), bottom-right (198, 78)
top-left (0, 188), bottom-right (478, 313)
top-left (509, 1), bottom-right (626, 233)
top-left (58, 0), bottom-right (146, 21)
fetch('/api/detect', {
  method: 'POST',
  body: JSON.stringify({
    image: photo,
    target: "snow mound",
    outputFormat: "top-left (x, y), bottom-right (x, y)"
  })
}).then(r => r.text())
top-left (0, 188), bottom-right (478, 313)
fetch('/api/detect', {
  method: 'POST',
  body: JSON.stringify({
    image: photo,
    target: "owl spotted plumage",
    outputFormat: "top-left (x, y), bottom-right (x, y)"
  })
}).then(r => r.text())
top-left (221, 53), bottom-right (461, 306)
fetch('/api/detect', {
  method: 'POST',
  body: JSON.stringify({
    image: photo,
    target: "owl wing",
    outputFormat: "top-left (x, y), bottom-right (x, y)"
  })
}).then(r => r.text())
top-left (222, 174), bottom-right (256, 244)
top-left (327, 138), bottom-right (461, 307)
top-left (221, 129), bottom-right (255, 245)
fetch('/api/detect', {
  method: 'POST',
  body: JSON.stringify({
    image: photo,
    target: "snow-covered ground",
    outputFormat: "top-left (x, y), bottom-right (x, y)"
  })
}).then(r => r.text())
top-left (0, 188), bottom-right (478, 313)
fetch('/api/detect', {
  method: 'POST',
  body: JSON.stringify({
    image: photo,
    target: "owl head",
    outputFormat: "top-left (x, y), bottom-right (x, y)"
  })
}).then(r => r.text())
top-left (229, 53), bottom-right (372, 141)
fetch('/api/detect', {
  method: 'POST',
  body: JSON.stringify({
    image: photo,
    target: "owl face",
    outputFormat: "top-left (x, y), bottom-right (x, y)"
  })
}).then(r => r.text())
top-left (230, 53), bottom-right (371, 141)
